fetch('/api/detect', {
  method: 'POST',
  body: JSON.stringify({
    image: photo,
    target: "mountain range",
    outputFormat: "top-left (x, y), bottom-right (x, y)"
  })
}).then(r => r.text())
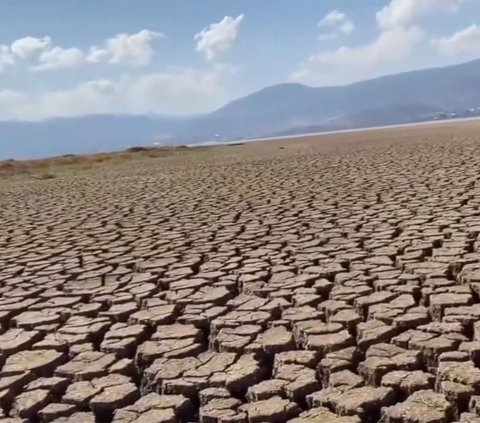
top-left (2, 58), bottom-right (480, 160)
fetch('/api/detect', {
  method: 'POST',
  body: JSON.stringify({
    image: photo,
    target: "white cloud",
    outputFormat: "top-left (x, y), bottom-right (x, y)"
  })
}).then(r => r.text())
top-left (0, 90), bottom-right (27, 105)
top-left (34, 46), bottom-right (86, 70)
top-left (10, 36), bottom-right (51, 60)
top-left (0, 29), bottom-right (163, 72)
top-left (9, 36), bottom-right (86, 71)
top-left (0, 81), bottom-right (117, 120)
top-left (195, 14), bottom-right (244, 60)
top-left (318, 10), bottom-right (354, 40)
top-left (86, 48), bottom-right (110, 64)
top-left (87, 30), bottom-right (163, 65)
top-left (291, 0), bottom-right (468, 86)
top-left (0, 90), bottom-right (29, 119)
top-left (125, 69), bottom-right (225, 114)
top-left (0, 45), bottom-right (14, 71)
top-left (432, 24), bottom-right (480, 58)
top-left (0, 68), bottom-right (229, 120)
top-left (35, 80), bottom-right (117, 118)
top-left (377, 0), bottom-right (462, 30)
top-left (292, 27), bottom-right (422, 86)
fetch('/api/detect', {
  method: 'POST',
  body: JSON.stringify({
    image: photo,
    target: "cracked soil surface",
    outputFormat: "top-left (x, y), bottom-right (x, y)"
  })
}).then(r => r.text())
top-left (2, 120), bottom-right (480, 423)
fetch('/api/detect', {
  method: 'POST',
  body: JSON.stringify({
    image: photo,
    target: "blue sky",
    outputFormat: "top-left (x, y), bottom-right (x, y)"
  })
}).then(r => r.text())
top-left (0, 0), bottom-right (479, 120)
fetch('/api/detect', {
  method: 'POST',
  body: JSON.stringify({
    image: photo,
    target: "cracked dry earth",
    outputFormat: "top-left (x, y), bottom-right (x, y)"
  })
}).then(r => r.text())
top-left (3, 122), bottom-right (480, 423)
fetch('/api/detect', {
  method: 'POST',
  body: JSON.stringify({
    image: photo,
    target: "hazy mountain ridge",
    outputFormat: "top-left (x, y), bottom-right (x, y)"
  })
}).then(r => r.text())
top-left (2, 58), bottom-right (480, 159)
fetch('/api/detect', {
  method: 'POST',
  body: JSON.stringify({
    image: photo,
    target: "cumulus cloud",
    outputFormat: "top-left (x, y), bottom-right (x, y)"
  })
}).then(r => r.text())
top-left (0, 29), bottom-right (163, 72)
top-left (432, 24), bottom-right (480, 58)
top-left (34, 47), bottom-right (86, 70)
top-left (10, 36), bottom-right (85, 70)
top-left (10, 36), bottom-right (51, 60)
top-left (87, 30), bottom-right (163, 65)
top-left (292, 27), bottom-right (421, 85)
top-left (291, 0), bottom-right (467, 86)
top-left (318, 10), bottom-right (354, 40)
top-left (195, 14), bottom-right (244, 60)
top-left (0, 68), bottom-right (228, 120)
top-left (377, 0), bottom-right (462, 29)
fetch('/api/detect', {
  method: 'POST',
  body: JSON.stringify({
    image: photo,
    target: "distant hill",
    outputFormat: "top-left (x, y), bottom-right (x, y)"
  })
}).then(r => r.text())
top-left (2, 58), bottom-right (480, 159)
top-left (272, 104), bottom-right (445, 136)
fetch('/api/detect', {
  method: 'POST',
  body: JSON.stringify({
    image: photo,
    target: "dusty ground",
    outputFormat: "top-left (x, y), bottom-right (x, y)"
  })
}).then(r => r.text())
top-left (2, 120), bottom-right (480, 423)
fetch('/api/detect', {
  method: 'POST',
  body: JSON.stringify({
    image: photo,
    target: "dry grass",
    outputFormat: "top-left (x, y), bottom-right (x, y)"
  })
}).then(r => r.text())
top-left (0, 145), bottom-right (193, 178)
top-left (2, 118), bottom-right (479, 179)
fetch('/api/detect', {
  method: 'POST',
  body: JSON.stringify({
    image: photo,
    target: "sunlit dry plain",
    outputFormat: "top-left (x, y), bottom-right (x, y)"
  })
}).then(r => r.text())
top-left (2, 121), bottom-right (480, 423)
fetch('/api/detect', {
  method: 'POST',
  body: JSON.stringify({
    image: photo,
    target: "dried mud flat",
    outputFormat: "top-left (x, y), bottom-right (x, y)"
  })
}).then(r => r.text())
top-left (2, 120), bottom-right (480, 423)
